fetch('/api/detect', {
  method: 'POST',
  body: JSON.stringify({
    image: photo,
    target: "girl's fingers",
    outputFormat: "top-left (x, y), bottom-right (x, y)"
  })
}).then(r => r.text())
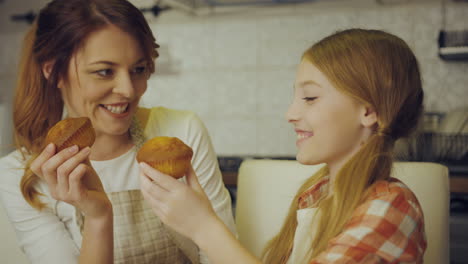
top-left (140, 171), bottom-right (168, 201)
top-left (141, 189), bottom-right (166, 219)
top-left (139, 162), bottom-right (179, 191)
top-left (140, 173), bottom-right (170, 219)
top-left (185, 165), bottom-right (203, 192)
top-left (30, 143), bottom-right (56, 177)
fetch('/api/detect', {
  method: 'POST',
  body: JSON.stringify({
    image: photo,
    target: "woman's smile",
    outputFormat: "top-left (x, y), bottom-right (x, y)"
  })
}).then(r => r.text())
top-left (99, 102), bottom-right (131, 118)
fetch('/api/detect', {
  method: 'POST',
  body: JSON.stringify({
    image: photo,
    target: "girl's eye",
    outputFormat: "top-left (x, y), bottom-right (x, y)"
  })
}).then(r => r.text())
top-left (302, 97), bottom-right (317, 102)
top-left (95, 69), bottom-right (113, 77)
top-left (132, 66), bottom-right (147, 74)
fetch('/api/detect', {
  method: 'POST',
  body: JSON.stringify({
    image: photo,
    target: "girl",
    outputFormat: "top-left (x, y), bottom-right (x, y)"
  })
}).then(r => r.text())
top-left (139, 28), bottom-right (426, 263)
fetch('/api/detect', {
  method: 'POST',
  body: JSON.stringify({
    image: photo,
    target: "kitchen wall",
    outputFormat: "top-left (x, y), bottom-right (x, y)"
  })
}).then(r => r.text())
top-left (0, 0), bottom-right (467, 157)
top-left (140, 0), bottom-right (468, 156)
top-left (0, 57), bottom-right (17, 156)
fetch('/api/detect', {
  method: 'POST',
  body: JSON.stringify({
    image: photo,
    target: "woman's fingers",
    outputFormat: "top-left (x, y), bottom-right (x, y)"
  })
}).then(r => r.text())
top-left (67, 163), bottom-right (88, 202)
top-left (55, 147), bottom-right (91, 196)
top-left (41, 145), bottom-right (79, 185)
top-left (59, 147), bottom-right (91, 174)
top-left (56, 165), bottom-right (70, 196)
top-left (27, 144), bottom-right (111, 218)
top-left (30, 143), bottom-right (56, 177)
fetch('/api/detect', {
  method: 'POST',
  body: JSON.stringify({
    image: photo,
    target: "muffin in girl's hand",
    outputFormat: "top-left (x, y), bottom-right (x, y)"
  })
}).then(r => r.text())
top-left (45, 117), bottom-right (95, 152)
top-left (44, 117), bottom-right (103, 191)
top-left (137, 136), bottom-right (193, 179)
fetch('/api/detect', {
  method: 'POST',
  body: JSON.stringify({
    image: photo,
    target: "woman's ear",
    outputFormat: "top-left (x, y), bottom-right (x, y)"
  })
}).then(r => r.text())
top-left (42, 61), bottom-right (65, 89)
top-left (361, 105), bottom-right (378, 128)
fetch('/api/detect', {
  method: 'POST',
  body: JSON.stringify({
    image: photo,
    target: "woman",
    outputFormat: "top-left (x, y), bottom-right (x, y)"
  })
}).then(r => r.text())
top-left (0, 0), bottom-right (236, 263)
top-left (139, 29), bottom-right (427, 263)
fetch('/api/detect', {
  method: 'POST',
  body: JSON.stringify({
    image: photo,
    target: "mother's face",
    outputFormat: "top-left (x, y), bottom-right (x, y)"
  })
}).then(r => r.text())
top-left (60, 25), bottom-right (149, 139)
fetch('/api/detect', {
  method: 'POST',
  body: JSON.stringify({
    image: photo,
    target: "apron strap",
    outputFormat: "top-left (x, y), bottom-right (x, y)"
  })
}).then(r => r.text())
top-left (135, 107), bottom-right (151, 130)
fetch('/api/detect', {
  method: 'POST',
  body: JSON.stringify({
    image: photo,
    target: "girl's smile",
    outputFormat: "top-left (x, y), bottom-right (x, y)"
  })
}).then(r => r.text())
top-left (295, 129), bottom-right (314, 147)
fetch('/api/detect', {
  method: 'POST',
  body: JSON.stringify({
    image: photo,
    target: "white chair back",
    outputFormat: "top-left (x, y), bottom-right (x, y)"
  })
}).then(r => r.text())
top-left (235, 159), bottom-right (449, 264)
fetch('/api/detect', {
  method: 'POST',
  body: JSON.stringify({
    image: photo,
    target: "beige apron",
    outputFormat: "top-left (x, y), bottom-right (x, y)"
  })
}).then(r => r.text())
top-left (77, 190), bottom-right (199, 264)
top-left (75, 108), bottom-right (200, 263)
top-left (109, 190), bottom-right (200, 264)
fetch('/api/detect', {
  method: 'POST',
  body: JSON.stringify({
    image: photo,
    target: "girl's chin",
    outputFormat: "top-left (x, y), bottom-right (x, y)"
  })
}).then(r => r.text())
top-left (296, 152), bottom-right (323, 166)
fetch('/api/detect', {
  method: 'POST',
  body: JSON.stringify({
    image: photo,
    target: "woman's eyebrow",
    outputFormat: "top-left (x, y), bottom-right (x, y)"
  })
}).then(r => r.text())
top-left (132, 58), bottom-right (146, 66)
top-left (88, 60), bottom-right (116, 66)
top-left (87, 58), bottom-right (146, 66)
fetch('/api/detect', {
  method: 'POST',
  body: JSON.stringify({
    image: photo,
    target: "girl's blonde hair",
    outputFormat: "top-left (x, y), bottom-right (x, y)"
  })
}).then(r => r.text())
top-left (262, 29), bottom-right (424, 263)
top-left (14, 0), bottom-right (159, 210)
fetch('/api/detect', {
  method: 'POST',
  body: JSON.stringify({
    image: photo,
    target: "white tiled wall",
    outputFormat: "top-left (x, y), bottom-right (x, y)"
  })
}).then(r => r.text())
top-left (0, 76), bottom-right (15, 156)
top-left (1, 0), bottom-right (467, 157)
top-left (140, 1), bottom-right (468, 156)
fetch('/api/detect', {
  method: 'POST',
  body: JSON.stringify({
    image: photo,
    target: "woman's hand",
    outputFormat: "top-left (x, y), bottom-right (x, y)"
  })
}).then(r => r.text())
top-left (30, 143), bottom-right (111, 219)
top-left (139, 162), bottom-right (219, 242)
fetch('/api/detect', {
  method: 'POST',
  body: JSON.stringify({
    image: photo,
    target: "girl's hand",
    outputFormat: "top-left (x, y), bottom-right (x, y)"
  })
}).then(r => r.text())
top-left (30, 143), bottom-right (111, 219)
top-left (140, 163), bottom-right (261, 264)
top-left (139, 162), bottom-right (218, 242)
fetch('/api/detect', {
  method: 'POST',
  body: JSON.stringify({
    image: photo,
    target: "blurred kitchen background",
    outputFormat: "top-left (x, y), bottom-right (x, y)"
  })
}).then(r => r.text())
top-left (0, 0), bottom-right (467, 262)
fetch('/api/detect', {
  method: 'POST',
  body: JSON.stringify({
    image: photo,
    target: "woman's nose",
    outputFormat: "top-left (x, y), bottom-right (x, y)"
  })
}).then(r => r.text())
top-left (113, 73), bottom-right (135, 98)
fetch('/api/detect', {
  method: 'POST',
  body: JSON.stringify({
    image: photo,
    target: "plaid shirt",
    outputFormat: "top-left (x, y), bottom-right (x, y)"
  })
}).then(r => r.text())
top-left (297, 177), bottom-right (427, 264)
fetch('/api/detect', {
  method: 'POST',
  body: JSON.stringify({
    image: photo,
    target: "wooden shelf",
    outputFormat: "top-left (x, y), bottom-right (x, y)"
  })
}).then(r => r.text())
top-left (222, 172), bottom-right (238, 187)
top-left (450, 176), bottom-right (468, 194)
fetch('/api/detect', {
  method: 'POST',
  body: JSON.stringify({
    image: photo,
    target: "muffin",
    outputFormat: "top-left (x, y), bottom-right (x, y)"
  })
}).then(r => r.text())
top-left (137, 136), bottom-right (193, 179)
top-left (44, 117), bottom-right (102, 191)
top-left (45, 117), bottom-right (95, 152)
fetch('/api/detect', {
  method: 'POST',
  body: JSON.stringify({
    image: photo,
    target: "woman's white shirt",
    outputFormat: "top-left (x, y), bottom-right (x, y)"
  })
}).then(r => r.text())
top-left (0, 107), bottom-right (236, 264)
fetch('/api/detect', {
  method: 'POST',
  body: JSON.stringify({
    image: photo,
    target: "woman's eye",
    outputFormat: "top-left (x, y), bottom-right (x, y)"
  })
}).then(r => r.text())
top-left (302, 97), bottom-right (317, 102)
top-left (132, 66), bottom-right (147, 74)
top-left (95, 69), bottom-right (113, 77)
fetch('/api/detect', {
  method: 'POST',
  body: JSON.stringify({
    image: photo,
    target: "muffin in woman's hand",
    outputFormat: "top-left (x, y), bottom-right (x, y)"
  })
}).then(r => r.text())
top-left (44, 117), bottom-right (103, 191)
top-left (137, 136), bottom-right (193, 179)
top-left (45, 117), bottom-right (95, 151)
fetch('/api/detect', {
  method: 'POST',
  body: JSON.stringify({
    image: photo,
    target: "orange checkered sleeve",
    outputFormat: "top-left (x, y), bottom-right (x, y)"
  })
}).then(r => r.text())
top-left (308, 179), bottom-right (427, 264)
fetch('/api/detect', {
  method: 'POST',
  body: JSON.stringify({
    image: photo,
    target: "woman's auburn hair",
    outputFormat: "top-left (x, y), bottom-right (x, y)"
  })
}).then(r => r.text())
top-left (262, 29), bottom-right (424, 263)
top-left (14, 0), bottom-right (159, 210)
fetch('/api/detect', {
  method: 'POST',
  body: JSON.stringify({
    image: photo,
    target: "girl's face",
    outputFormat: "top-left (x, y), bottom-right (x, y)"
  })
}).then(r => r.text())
top-left (286, 60), bottom-right (376, 170)
top-left (60, 25), bottom-right (149, 140)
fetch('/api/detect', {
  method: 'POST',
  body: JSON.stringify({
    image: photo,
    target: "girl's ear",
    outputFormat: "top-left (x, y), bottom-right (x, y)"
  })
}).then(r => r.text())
top-left (361, 105), bottom-right (378, 128)
top-left (41, 61), bottom-right (54, 80)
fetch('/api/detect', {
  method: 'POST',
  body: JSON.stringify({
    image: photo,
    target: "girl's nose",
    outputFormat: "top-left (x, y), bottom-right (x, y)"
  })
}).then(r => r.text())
top-left (285, 100), bottom-right (300, 123)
